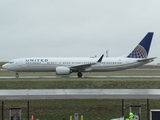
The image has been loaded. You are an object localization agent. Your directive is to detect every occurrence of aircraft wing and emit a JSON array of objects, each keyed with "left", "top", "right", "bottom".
[
  {"left": 137, "top": 57, "right": 157, "bottom": 62},
  {"left": 70, "top": 63, "right": 96, "bottom": 71},
  {"left": 70, "top": 54, "right": 104, "bottom": 71}
]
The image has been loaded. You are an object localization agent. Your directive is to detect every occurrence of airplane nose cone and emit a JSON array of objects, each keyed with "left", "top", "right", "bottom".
[{"left": 2, "top": 64, "right": 7, "bottom": 70}]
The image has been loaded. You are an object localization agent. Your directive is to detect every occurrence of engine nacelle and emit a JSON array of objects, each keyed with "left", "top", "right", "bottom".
[{"left": 56, "top": 66, "right": 71, "bottom": 75}]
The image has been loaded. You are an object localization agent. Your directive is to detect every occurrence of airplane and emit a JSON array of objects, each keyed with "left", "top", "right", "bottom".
[{"left": 2, "top": 32, "right": 156, "bottom": 78}]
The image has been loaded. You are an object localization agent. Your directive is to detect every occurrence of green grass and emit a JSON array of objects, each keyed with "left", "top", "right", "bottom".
[
  {"left": 2, "top": 99, "right": 160, "bottom": 120},
  {"left": 0, "top": 70, "right": 160, "bottom": 120},
  {"left": 0, "top": 78, "right": 160, "bottom": 89}
]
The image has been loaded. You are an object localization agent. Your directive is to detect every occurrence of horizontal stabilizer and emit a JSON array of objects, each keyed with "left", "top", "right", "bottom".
[{"left": 137, "top": 57, "right": 157, "bottom": 62}]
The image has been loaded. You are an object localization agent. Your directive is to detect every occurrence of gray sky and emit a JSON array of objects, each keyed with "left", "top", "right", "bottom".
[{"left": 0, "top": 0, "right": 160, "bottom": 64}]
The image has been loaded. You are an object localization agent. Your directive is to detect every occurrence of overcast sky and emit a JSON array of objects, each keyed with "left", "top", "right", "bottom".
[{"left": 0, "top": 0, "right": 160, "bottom": 64}]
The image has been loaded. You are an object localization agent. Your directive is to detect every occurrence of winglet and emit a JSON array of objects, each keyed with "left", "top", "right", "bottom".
[
  {"left": 97, "top": 54, "right": 104, "bottom": 63},
  {"left": 127, "top": 32, "right": 154, "bottom": 58}
]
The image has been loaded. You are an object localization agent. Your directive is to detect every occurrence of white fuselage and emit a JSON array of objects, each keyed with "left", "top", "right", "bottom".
[
  {"left": 2, "top": 32, "right": 155, "bottom": 77},
  {"left": 2, "top": 57, "right": 152, "bottom": 73}
]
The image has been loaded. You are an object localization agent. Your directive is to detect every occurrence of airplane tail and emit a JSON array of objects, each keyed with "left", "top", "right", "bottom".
[{"left": 127, "top": 32, "right": 154, "bottom": 58}]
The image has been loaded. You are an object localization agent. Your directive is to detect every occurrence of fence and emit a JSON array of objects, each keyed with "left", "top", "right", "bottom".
[{"left": 0, "top": 99, "right": 160, "bottom": 120}]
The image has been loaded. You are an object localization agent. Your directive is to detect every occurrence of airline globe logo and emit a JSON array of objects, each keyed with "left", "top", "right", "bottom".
[{"left": 127, "top": 45, "right": 147, "bottom": 58}]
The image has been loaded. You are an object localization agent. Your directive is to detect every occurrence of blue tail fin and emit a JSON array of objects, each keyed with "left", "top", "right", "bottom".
[{"left": 127, "top": 32, "right": 154, "bottom": 58}]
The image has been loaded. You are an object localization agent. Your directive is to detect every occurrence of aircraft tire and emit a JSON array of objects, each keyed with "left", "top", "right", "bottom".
[
  {"left": 15, "top": 73, "right": 19, "bottom": 78},
  {"left": 77, "top": 72, "right": 82, "bottom": 78}
]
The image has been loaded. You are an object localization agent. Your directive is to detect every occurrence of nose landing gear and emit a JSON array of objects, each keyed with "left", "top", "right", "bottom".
[{"left": 15, "top": 73, "right": 19, "bottom": 78}]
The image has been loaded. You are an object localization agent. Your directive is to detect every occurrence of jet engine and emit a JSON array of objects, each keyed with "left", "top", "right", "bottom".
[{"left": 56, "top": 66, "right": 71, "bottom": 75}]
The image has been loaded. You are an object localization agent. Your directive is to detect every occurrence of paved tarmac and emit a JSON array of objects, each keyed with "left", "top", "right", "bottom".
[
  {"left": 0, "top": 89, "right": 160, "bottom": 100},
  {"left": 0, "top": 76, "right": 160, "bottom": 79}
]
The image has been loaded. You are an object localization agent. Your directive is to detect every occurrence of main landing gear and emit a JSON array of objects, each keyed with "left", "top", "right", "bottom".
[
  {"left": 15, "top": 73, "right": 19, "bottom": 78},
  {"left": 77, "top": 72, "right": 82, "bottom": 78}
]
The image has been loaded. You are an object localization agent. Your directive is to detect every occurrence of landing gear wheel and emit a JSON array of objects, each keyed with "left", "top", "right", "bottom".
[
  {"left": 77, "top": 72, "right": 82, "bottom": 78},
  {"left": 15, "top": 73, "right": 19, "bottom": 78}
]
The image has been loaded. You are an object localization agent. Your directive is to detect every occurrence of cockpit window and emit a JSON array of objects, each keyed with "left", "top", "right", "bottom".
[{"left": 8, "top": 61, "right": 14, "bottom": 64}]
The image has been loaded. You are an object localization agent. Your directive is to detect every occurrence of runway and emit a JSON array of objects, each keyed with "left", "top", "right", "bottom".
[
  {"left": 0, "top": 89, "right": 160, "bottom": 100},
  {"left": 0, "top": 76, "right": 160, "bottom": 79}
]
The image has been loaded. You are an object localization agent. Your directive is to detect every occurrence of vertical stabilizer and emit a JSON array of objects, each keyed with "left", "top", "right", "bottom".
[{"left": 127, "top": 32, "right": 154, "bottom": 58}]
